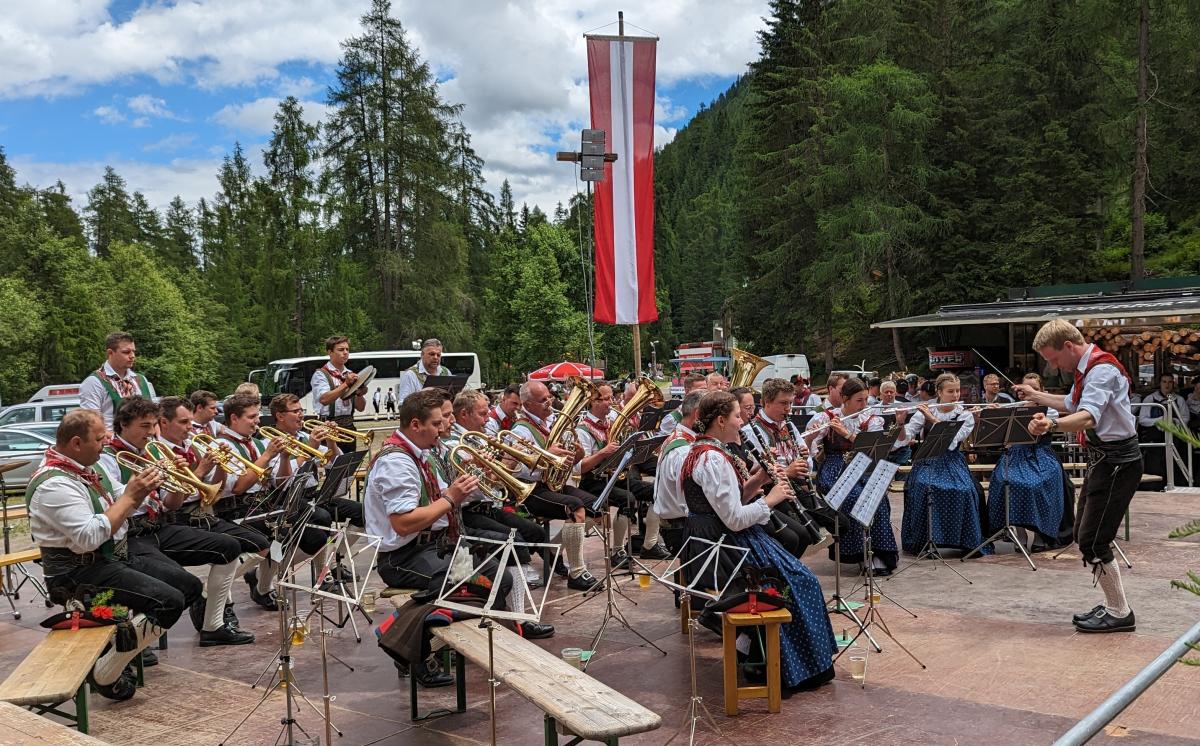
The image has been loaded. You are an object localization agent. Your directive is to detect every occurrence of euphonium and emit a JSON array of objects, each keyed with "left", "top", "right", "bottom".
[
  {"left": 610, "top": 376, "right": 664, "bottom": 443},
  {"left": 541, "top": 375, "right": 597, "bottom": 490},
  {"left": 259, "top": 426, "right": 333, "bottom": 465},
  {"left": 191, "top": 433, "right": 269, "bottom": 481},
  {"left": 729, "top": 347, "right": 772, "bottom": 390},
  {"left": 493, "top": 429, "right": 571, "bottom": 475},
  {"left": 448, "top": 443, "right": 536, "bottom": 506},
  {"left": 115, "top": 450, "right": 222, "bottom": 507},
  {"left": 302, "top": 419, "right": 372, "bottom": 444}
]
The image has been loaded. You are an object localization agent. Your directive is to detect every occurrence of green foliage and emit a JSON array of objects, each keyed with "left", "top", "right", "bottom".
[{"left": 0, "top": 278, "right": 46, "bottom": 400}]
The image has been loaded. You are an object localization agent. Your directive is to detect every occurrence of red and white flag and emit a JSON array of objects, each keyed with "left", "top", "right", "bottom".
[{"left": 586, "top": 35, "right": 658, "bottom": 325}]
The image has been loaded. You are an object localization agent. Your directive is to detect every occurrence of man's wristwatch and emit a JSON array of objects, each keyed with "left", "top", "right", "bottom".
[{"left": 1046, "top": 416, "right": 1059, "bottom": 433}]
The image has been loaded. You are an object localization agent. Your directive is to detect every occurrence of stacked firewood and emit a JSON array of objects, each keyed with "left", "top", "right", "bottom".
[{"left": 1082, "top": 326, "right": 1200, "bottom": 362}]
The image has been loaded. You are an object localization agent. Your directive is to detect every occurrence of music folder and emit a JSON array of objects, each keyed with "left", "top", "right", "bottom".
[{"left": 422, "top": 375, "right": 469, "bottom": 397}]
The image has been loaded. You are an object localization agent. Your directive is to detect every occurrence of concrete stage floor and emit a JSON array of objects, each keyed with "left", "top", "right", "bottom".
[{"left": 2, "top": 489, "right": 1198, "bottom": 745}]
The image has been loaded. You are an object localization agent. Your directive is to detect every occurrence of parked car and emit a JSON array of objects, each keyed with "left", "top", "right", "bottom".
[
  {"left": 28, "top": 384, "right": 82, "bottom": 402},
  {"left": 0, "top": 399, "right": 80, "bottom": 428},
  {"left": 0, "top": 426, "right": 54, "bottom": 492}
]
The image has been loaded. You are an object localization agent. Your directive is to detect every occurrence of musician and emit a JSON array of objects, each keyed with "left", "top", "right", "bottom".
[
  {"left": 310, "top": 335, "right": 367, "bottom": 451},
  {"left": 895, "top": 378, "right": 911, "bottom": 402},
  {"left": 878, "top": 381, "right": 912, "bottom": 464},
  {"left": 867, "top": 378, "right": 882, "bottom": 406},
  {"left": 987, "top": 374, "right": 1068, "bottom": 550},
  {"left": 269, "top": 394, "right": 365, "bottom": 531},
  {"left": 189, "top": 390, "right": 222, "bottom": 436},
  {"left": 680, "top": 392, "right": 836, "bottom": 690},
  {"left": 823, "top": 372, "right": 847, "bottom": 411},
  {"left": 792, "top": 376, "right": 821, "bottom": 412},
  {"left": 484, "top": 384, "right": 521, "bottom": 436},
  {"left": 396, "top": 338, "right": 451, "bottom": 403},
  {"left": 807, "top": 379, "right": 899, "bottom": 574},
  {"left": 901, "top": 374, "right": 989, "bottom": 556},
  {"left": 365, "top": 389, "right": 513, "bottom": 685},
  {"left": 651, "top": 392, "right": 702, "bottom": 553},
  {"left": 213, "top": 393, "right": 290, "bottom": 610},
  {"left": 29, "top": 409, "right": 190, "bottom": 700},
  {"left": 1015, "top": 320, "right": 1142, "bottom": 633},
  {"left": 705, "top": 372, "right": 730, "bottom": 391},
  {"left": 657, "top": 373, "right": 707, "bottom": 438},
  {"left": 79, "top": 331, "right": 157, "bottom": 430},
  {"left": 510, "top": 381, "right": 600, "bottom": 592},
  {"left": 983, "top": 374, "right": 1015, "bottom": 404}
]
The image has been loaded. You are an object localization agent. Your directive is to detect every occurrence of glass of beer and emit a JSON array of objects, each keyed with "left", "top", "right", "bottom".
[{"left": 848, "top": 647, "right": 867, "bottom": 682}]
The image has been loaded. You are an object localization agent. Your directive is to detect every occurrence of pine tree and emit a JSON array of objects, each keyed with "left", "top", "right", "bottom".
[{"left": 84, "top": 166, "right": 137, "bottom": 257}]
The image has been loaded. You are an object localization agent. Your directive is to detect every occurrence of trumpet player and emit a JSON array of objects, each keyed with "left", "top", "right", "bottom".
[
  {"left": 189, "top": 390, "right": 222, "bottom": 437},
  {"left": 98, "top": 397, "right": 254, "bottom": 647},
  {"left": 269, "top": 394, "right": 365, "bottom": 531},
  {"left": 483, "top": 384, "right": 521, "bottom": 436}
]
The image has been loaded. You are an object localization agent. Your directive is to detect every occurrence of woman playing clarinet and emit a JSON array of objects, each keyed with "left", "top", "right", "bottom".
[
  {"left": 902, "top": 373, "right": 990, "bottom": 555},
  {"left": 807, "top": 378, "right": 898, "bottom": 575},
  {"left": 682, "top": 392, "right": 836, "bottom": 690}
]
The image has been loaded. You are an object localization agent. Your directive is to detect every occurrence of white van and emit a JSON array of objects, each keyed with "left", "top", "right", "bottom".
[
  {"left": 28, "top": 384, "right": 83, "bottom": 402},
  {"left": 751, "top": 354, "right": 812, "bottom": 389}
]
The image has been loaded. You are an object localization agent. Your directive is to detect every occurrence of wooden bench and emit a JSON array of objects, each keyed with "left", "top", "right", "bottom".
[
  {"left": 0, "top": 700, "right": 108, "bottom": 744},
  {"left": 1, "top": 548, "right": 43, "bottom": 619},
  {"left": 0, "top": 626, "right": 116, "bottom": 734},
  {"left": 412, "top": 620, "right": 662, "bottom": 744}
]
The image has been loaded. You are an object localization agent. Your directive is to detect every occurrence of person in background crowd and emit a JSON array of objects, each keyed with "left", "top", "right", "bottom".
[
  {"left": 372, "top": 387, "right": 382, "bottom": 415},
  {"left": 1137, "top": 373, "right": 1189, "bottom": 488},
  {"left": 877, "top": 381, "right": 912, "bottom": 465},
  {"left": 792, "top": 376, "right": 822, "bottom": 412},
  {"left": 1188, "top": 377, "right": 1200, "bottom": 434},
  {"left": 895, "top": 379, "right": 911, "bottom": 402},
  {"left": 866, "top": 378, "right": 882, "bottom": 406},
  {"left": 658, "top": 373, "right": 708, "bottom": 437},
  {"left": 484, "top": 384, "right": 522, "bottom": 436},
  {"left": 982, "top": 374, "right": 1015, "bottom": 404},
  {"left": 823, "top": 372, "right": 848, "bottom": 411},
  {"left": 706, "top": 372, "right": 731, "bottom": 391},
  {"left": 385, "top": 389, "right": 397, "bottom": 418}
]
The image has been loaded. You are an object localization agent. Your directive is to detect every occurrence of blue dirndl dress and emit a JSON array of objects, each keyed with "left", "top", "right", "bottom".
[
  {"left": 681, "top": 445, "right": 836, "bottom": 689},
  {"left": 817, "top": 443, "right": 899, "bottom": 569},
  {"left": 987, "top": 437, "right": 1064, "bottom": 540},
  {"left": 902, "top": 449, "right": 991, "bottom": 555}
]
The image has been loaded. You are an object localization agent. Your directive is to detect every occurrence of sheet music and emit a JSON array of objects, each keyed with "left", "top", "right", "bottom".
[
  {"left": 850, "top": 459, "right": 899, "bottom": 527},
  {"left": 824, "top": 452, "right": 871, "bottom": 511}
]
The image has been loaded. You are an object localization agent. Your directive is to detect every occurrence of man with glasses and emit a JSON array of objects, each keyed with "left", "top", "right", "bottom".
[{"left": 269, "top": 394, "right": 365, "bottom": 531}]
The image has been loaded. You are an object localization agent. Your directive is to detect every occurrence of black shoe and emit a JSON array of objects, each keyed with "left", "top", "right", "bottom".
[
  {"left": 188, "top": 598, "right": 205, "bottom": 633},
  {"left": 413, "top": 658, "right": 454, "bottom": 688},
  {"left": 89, "top": 667, "right": 137, "bottom": 701},
  {"left": 224, "top": 603, "right": 241, "bottom": 630},
  {"left": 244, "top": 571, "right": 279, "bottom": 610},
  {"left": 609, "top": 550, "right": 630, "bottom": 569},
  {"left": 553, "top": 557, "right": 569, "bottom": 577},
  {"left": 394, "top": 659, "right": 410, "bottom": 678},
  {"left": 1073, "top": 604, "right": 1105, "bottom": 623},
  {"left": 517, "top": 622, "right": 555, "bottom": 640},
  {"left": 523, "top": 574, "right": 544, "bottom": 590},
  {"left": 1075, "top": 608, "right": 1135, "bottom": 633},
  {"left": 567, "top": 570, "right": 601, "bottom": 592},
  {"left": 873, "top": 567, "right": 892, "bottom": 578},
  {"left": 200, "top": 624, "right": 256, "bottom": 647},
  {"left": 140, "top": 648, "right": 158, "bottom": 667},
  {"left": 639, "top": 543, "right": 672, "bottom": 561}
]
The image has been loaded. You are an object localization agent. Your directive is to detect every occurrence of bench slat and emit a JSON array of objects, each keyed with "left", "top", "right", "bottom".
[
  {"left": 0, "top": 701, "right": 108, "bottom": 744},
  {"left": 1, "top": 506, "right": 29, "bottom": 522},
  {"left": 433, "top": 622, "right": 661, "bottom": 739},
  {"left": 0, "top": 627, "right": 115, "bottom": 707}
]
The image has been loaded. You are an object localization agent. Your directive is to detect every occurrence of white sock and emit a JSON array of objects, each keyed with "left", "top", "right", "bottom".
[
  {"left": 642, "top": 508, "right": 662, "bottom": 549},
  {"left": 204, "top": 562, "right": 240, "bottom": 632},
  {"left": 612, "top": 513, "right": 630, "bottom": 553},
  {"left": 236, "top": 552, "right": 261, "bottom": 579},
  {"left": 1096, "top": 560, "right": 1131, "bottom": 617},
  {"left": 257, "top": 559, "right": 275, "bottom": 594},
  {"left": 562, "top": 522, "right": 585, "bottom": 578},
  {"left": 522, "top": 564, "right": 540, "bottom": 581},
  {"left": 92, "top": 614, "right": 162, "bottom": 685},
  {"left": 505, "top": 567, "right": 525, "bottom": 614}
]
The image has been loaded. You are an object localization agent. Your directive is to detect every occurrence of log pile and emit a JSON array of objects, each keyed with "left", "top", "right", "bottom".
[{"left": 1082, "top": 326, "right": 1200, "bottom": 362}]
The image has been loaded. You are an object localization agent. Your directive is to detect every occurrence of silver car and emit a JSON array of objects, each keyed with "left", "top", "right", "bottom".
[
  {"left": 0, "top": 399, "right": 80, "bottom": 428},
  {"left": 0, "top": 426, "right": 54, "bottom": 492}
]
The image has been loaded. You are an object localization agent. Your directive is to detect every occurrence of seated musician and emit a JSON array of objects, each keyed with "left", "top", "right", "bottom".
[
  {"left": 189, "top": 390, "right": 222, "bottom": 436},
  {"left": 365, "top": 389, "right": 512, "bottom": 687},
  {"left": 78, "top": 331, "right": 157, "bottom": 433},
  {"left": 213, "top": 393, "right": 290, "bottom": 610},
  {"left": 681, "top": 392, "right": 836, "bottom": 690},
  {"left": 484, "top": 383, "right": 521, "bottom": 436},
  {"left": 28, "top": 409, "right": 188, "bottom": 701},
  {"left": 310, "top": 335, "right": 367, "bottom": 451},
  {"left": 651, "top": 391, "right": 702, "bottom": 553},
  {"left": 450, "top": 389, "right": 548, "bottom": 588},
  {"left": 657, "top": 373, "right": 708, "bottom": 438},
  {"left": 901, "top": 374, "right": 989, "bottom": 556},
  {"left": 705, "top": 372, "right": 730, "bottom": 391},
  {"left": 396, "top": 338, "right": 451, "bottom": 403},
  {"left": 269, "top": 394, "right": 365, "bottom": 531},
  {"left": 509, "top": 381, "right": 600, "bottom": 592}
]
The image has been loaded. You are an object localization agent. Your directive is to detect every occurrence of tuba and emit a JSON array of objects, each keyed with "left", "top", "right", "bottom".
[
  {"left": 448, "top": 442, "right": 536, "bottom": 506},
  {"left": 610, "top": 377, "right": 664, "bottom": 443},
  {"left": 729, "top": 347, "right": 772, "bottom": 390},
  {"left": 117, "top": 449, "right": 222, "bottom": 507},
  {"left": 541, "top": 376, "right": 597, "bottom": 490}
]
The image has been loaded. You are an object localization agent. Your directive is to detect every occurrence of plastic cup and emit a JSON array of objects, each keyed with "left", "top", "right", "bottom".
[
  {"left": 361, "top": 589, "right": 377, "bottom": 614},
  {"left": 638, "top": 573, "right": 651, "bottom": 589},
  {"left": 561, "top": 647, "right": 583, "bottom": 669},
  {"left": 848, "top": 647, "right": 867, "bottom": 681}
]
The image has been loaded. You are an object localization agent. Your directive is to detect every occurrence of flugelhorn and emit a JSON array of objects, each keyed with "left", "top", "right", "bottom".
[
  {"left": 259, "top": 426, "right": 333, "bottom": 465},
  {"left": 115, "top": 450, "right": 222, "bottom": 507},
  {"left": 303, "top": 419, "right": 371, "bottom": 444},
  {"left": 448, "top": 442, "right": 535, "bottom": 506},
  {"left": 191, "top": 433, "right": 269, "bottom": 481}
]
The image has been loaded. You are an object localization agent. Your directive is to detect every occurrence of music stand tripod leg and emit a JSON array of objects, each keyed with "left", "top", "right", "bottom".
[
  {"left": 963, "top": 449, "right": 1034, "bottom": 571},
  {"left": 1112, "top": 540, "right": 1133, "bottom": 569}
]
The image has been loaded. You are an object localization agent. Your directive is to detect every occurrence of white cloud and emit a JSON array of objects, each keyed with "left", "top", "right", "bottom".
[
  {"left": 212, "top": 97, "right": 329, "bottom": 134},
  {"left": 144, "top": 133, "right": 197, "bottom": 153},
  {"left": 128, "top": 94, "right": 177, "bottom": 119},
  {"left": 9, "top": 154, "right": 223, "bottom": 212},
  {"left": 93, "top": 104, "right": 124, "bottom": 124}
]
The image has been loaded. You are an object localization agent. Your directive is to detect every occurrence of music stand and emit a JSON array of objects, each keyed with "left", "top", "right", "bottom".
[
  {"left": 423, "top": 375, "right": 469, "bottom": 398},
  {"left": 962, "top": 406, "right": 1045, "bottom": 570},
  {"left": 888, "top": 420, "right": 973, "bottom": 584},
  {"left": 632, "top": 536, "right": 749, "bottom": 746}
]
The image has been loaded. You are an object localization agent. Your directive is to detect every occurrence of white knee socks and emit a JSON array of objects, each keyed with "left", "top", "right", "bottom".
[
  {"left": 642, "top": 508, "right": 662, "bottom": 549},
  {"left": 204, "top": 561, "right": 240, "bottom": 632},
  {"left": 561, "top": 522, "right": 585, "bottom": 578},
  {"left": 612, "top": 513, "right": 630, "bottom": 553},
  {"left": 1095, "top": 560, "right": 1131, "bottom": 617},
  {"left": 93, "top": 614, "right": 162, "bottom": 685},
  {"left": 506, "top": 567, "right": 526, "bottom": 614}
]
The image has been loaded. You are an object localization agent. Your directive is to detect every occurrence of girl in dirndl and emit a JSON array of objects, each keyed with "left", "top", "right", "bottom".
[
  {"left": 902, "top": 373, "right": 990, "bottom": 555},
  {"left": 681, "top": 392, "right": 836, "bottom": 690}
]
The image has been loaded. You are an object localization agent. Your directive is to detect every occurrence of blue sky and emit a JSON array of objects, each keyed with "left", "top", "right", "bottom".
[{"left": 0, "top": 1, "right": 765, "bottom": 213}]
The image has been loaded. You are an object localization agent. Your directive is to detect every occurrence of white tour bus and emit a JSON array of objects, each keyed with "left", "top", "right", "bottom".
[{"left": 248, "top": 350, "right": 482, "bottom": 418}]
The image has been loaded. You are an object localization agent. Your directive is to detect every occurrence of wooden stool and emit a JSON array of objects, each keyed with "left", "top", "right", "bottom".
[{"left": 721, "top": 608, "right": 792, "bottom": 716}]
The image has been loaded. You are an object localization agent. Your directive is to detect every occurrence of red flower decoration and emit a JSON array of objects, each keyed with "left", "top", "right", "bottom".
[{"left": 92, "top": 606, "right": 114, "bottom": 620}]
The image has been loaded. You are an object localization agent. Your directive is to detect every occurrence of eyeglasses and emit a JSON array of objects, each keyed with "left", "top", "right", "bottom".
[{"left": 285, "top": 408, "right": 304, "bottom": 415}]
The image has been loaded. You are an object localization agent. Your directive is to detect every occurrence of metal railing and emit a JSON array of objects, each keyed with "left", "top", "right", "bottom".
[{"left": 1129, "top": 400, "right": 1193, "bottom": 490}]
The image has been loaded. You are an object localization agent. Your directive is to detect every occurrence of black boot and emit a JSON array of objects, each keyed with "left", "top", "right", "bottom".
[
  {"left": 89, "top": 665, "right": 138, "bottom": 701},
  {"left": 413, "top": 657, "right": 454, "bottom": 688},
  {"left": 140, "top": 648, "right": 158, "bottom": 667}
]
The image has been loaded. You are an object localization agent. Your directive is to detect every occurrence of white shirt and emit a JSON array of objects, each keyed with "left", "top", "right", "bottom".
[
  {"left": 364, "top": 432, "right": 447, "bottom": 551},
  {"left": 793, "top": 393, "right": 822, "bottom": 412},
  {"left": 396, "top": 361, "right": 448, "bottom": 405},
  {"left": 808, "top": 407, "right": 885, "bottom": 458},
  {"left": 1138, "top": 390, "right": 1190, "bottom": 427},
  {"left": 574, "top": 412, "right": 610, "bottom": 476},
  {"left": 484, "top": 405, "right": 514, "bottom": 437},
  {"left": 1062, "top": 346, "right": 1137, "bottom": 441},
  {"left": 78, "top": 361, "right": 157, "bottom": 427},
  {"left": 215, "top": 428, "right": 271, "bottom": 497},
  {"left": 29, "top": 453, "right": 127, "bottom": 552},
  {"left": 656, "top": 407, "right": 683, "bottom": 438},
  {"left": 1188, "top": 392, "right": 1200, "bottom": 417},
  {"left": 690, "top": 448, "right": 771, "bottom": 532},
  {"left": 310, "top": 363, "right": 356, "bottom": 418},
  {"left": 96, "top": 437, "right": 156, "bottom": 517},
  {"left": 904, "top": 404, "right": 975, "bottom": 451},
  {"left": 192, "top": 420, "right": 220, "bottom": 437},
  {"left": 154, "top": 434, "right": 208, "bottom": 505},
  {"left": 653, "top": 425, "right": 694, "bottom": 520}
]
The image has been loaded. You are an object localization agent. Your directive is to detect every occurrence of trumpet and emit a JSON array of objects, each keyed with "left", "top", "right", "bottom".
[
  {"left": 448, "top": 442, "right": 535, "bottom": 506},
  {"left": 303, "top": 419, "right": 371, "bottom": 445},
  {"left": 115, "top": 450, "right": 222, "bottom": 507},
  {"left": 191, "top": 433, "right": 269, "bottom": 481},
  {"left": 259, "top": 426, "right": 333, "bottom": 465}
]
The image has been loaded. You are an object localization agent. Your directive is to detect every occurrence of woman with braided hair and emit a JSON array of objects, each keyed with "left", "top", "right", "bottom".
[{"left": 681, "top": 391, "right": 836, "bottom": 691}]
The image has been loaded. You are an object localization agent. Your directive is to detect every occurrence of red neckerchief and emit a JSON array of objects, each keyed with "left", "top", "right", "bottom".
[
  {"left": 673, "top": 427, "right": 697, "bottom": 443},
  {"left": 793, "top": 388, "right": 811, "bottom": 405},
  {"left": 755, "top": 412, "right": 783, "bottom": 436},
  {"left": 42, "top": 449, "right": 109, "bottom": 499},
  {"left": 104, "top": 438, "right": 162, "bottom": 519},
  {"left": 680, "top": 437, "right": 746, "bottom": 490},
  {"left": 222, "top": 428, "right": 260, "bottom": 460},
  {"left": 582, "top": 412, "right": 610, "bottom": 441},
  {"left": 324, "top": 362, "right": 347, "bottom": 383},
  {"left": 106, "top": 436, "right": 140, "bottom": 455},
  {"left": 100, "top": 366, "right": 137, "bottom": 398},
  {"left": 161, "top": 437, "right": 198, "bottom": 469},
  {"left": 1071, "top": 345, "right": 1131, "bottom": 446},
  {"left": 518, "top": 409, "right": 551, "bottom": 438},
  {"left": 383, "top": 432, "right": 457, "bottom": 539}
]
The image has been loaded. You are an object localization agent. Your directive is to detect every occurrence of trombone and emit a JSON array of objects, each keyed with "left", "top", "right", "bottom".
[
  {"left": 302, "top": 419, "right": 371, "bottom": 445},
  {"left": 115, "top": 449, "right": 222, "bottom": 508},
  {"left": 191, "top": 433, "right": 269, "bottom": 481},
  {"left": 258, "top": 426, "right": 333, "bottom": 465}
]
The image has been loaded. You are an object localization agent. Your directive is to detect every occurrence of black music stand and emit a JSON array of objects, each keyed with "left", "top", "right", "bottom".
[
  {"left": 423, "top": 375, "right": 469, "bottom": 397},
  {"left": 962, "top": 406, "right": 1045, "bottom": 571},
  {"left": 639, "top": 400, "right": 680, "bottom": 433},
  {"left": 788, "top": 413, "right": 813, "bottom": 432},
  {"left": 888, "top": 420, "right": 973, "bottom": 584}
]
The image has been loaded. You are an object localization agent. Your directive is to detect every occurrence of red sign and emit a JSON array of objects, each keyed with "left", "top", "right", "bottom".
[{"left": 928, "top": 349, "right": 974, "bottom": 370}]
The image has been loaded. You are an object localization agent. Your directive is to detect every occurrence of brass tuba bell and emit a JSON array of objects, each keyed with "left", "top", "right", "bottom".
[{"left": 729, "top": 348, "right": 772, "bottom": 390}]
